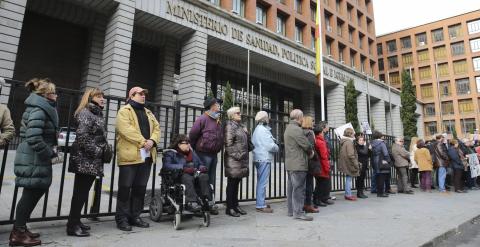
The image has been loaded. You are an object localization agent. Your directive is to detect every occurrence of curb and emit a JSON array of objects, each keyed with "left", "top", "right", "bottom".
[{"left": 420, "top": 214, "right": 480, "bottom": 247}]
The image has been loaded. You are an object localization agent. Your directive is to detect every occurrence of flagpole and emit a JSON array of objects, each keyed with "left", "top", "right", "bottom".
[{"left": 315, "top": 1, "right": 325, "bottom": 121}]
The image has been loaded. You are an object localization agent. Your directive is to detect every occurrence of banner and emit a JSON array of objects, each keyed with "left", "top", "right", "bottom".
[{"left": 334, "top": 123, "right": 355, "bottom": 140}]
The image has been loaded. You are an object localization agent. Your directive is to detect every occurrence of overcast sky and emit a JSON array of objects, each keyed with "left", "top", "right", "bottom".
[{"left": 373, "top": 1, "right": 480, "bottom": 36}]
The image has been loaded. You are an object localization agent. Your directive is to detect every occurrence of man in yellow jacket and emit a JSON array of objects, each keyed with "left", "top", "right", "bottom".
[{"left": 115, "top": 86, "right": 160, "bottom": 231}]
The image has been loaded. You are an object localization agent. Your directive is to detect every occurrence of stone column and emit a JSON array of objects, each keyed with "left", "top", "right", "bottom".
[
  {"left": 392, "top": 105, "right": 403, "bottom": 137},
  {"left": 357, "top": 92, "right": 368, "bottom": 127},
  {"left": 326, "top": 85, "right": 346, "bottom": 128},
  {"left": 371, "top": 100, "right": 387, "bottom": 134},
  {"left": 98, "top": 1, "right": 135, "bottom": 141},
  {"left": 155, "top": 38, "right": 176, "bottom": 106},
  {"left": 178, "top": 31, "right": 208, "bottom": 107},
  {"left": 80, "top": 18, "right": 107, "bottom": 91},
  {"left": 0, "top": 0, "right": 27, "bottom": 103}
]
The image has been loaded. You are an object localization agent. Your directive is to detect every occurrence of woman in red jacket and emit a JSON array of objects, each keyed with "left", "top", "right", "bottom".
[{"left": 313, "top": 122, "right": 334, "bottom": 207}]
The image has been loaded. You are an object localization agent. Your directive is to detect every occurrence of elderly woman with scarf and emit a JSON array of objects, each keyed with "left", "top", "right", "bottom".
[{"left": 338, "top": 128, "right": 360, "bottom": 201}]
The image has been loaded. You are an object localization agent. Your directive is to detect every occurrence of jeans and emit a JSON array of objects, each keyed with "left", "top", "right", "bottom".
[
  {"left": 371, "top": 172, "right": 377, "bottom": 192},
  {"left": 305, "top": 174, "right": 314, "bottom": 205},
  {"left": 438, "top": 166, "right": 447, "bottom": 192},
  {"left": 68, "top": 174, "right": 96, "bottom": 226},
  {"left": 287, "top": 171, "right": 307, "bottom": 217},
  {"left": 226, "top": 177, "right": 241, "bottom": 209},
  {"left": 254, "top": 162, "right": 271, "bottom": 208},
  {"left": 115, "top": 161, "right": 152, "bottom": 223},
  {"left": 345, "top": 176, "right": 353, "bottom": 196},
  {"left": 420, "top": 171, "right": 432, "bottom": 191},
  {"left": 197, "top": 152, "right": 218, "bottom": 191}
]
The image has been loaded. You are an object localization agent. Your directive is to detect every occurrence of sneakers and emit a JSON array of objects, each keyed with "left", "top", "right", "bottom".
[
  {"left": 294, "top": 214, "right": 314, "bottom": 221},
  {"left": 256, "top": 207, "right": 274, "bottom": 213},
  {"left": 344, "top": 196, "right": 357, "bottom": 201}
]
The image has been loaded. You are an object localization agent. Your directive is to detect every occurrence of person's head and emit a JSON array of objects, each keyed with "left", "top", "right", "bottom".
[
  {"left": 462, "top": 138, "right": 472, "bottom": 147},
  {"left": 169, "top": 134, "right": 190, "bottom": 152},
  {"left": 416, "top": 139, "right": 425, "bottom": 149},
  {"left": 289, "top": 109, "right": 304, "bottom": 125},
  {"left": 410, "top": 137, "right": 419, "bottom": 151},
  {"left": 301, "top": 116, "right": 314, "bottom": 130},
  {"left": 450, "top": 139, "right": 459, "bottom": 148},
  {"left": 227, "top": 106, "right": 241, "bottom": 122},
  {"left": 436, "top": 134, "right": 444, "bottom": 142},
  {"left": 203, "top": 97, "right": 220, "bottom": 112},
  {"left": 313, "top": 124, "right": 323, "bottom": 135},
  {"left": 25, "top": 78, "right": 57, "bottom": 101},
  {"left": 255, "top": 111, "right": 269, "bottom": 124},
  {"left": 372, "top": 130, "right": 383, "bottom": 140},
  {"left": 128, "top": 86, "right": 148, "bottom": 104},
  {"left": 395, "top": 136, "right": 405, "bottom": 145},
  {"left": 317, "top": 121, "right": 329, "bottom": 133},
  {"left": 357, "top": 135, "right": 366, "bottom": 145},
  {"left": 75, "top": 88, "right": 105, "bottom": 116},
  {"left": 343, "top": 128, "right": 355, "bottom": 138}
]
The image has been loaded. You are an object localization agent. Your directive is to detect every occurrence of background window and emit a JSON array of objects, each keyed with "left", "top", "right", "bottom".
[
  {"left": 276, "top": 16, "right": 286, "bottom": 36},
  {"left": 417, "top": 49, "right": 430, "bottom": 63},
  {"left": 431, "top": 28, "right": 444, "bottom": 42},
  {"left": 388, "top": 56, "right": 398, "bottom": 69},
  {"left": 473, "top": 57, "right": 480, "bottom": 71},
  {"left": 440, "top": 81, "right": 451, "bottom": 97},
  {"left": 437, "top": 63, "right": 449, "bottom": 77},
  {"left": 256, "top": 5, "right": 267, "bottom": 26},
  {"left": 377, "top": 44, "right": 383, "bottom": 55},
  {"left": 433, "top": 46, "right": 447, "bottom": 60},
  {"left": 208, "top": 0, "right": 220, "bottom": 6},
  {"left": 421, "top": 84, "right": 434, "bottom": 99},
  {"left": 459, "top": 99, "right": 474, "bottom": 114},
  {"left": 470, "top": 39, "right": 480, "bottom": 53},
  {"left": 402, "top": 53, "right": 413, "bottom": 67},
  {"left": 443, "top": 120, "right": 455, "bottom": 134},
  {"left": 448, "top": 24, "right": 463, "bottom": 39},
  {"left": 401, "top": 36, "right": 412, "bottom": 49},
  {"left": 232, "top": 0, "right": 245, "bottom": 16},
  {"left": 461, "top": 119, "right": 476, "bottom": 134},
  {"left": 441, "top": 101, "right": 454, "bottom": 115},
  {"left": 378, "top": 58, "right": 384, "bottom": 71},
  {"left": 387, "top": 40, "right": 397, "bottom": 53},
  {"left": 426, "top": 122, "right": 437, "bottom": 136},
  {"left": 451, "top": 42, "right": 465, "bottom": 56},
  {"left": 468, "top": 19, "right": 480, "bottom": 35},
  {"left": 456, "top": 78, "right": 470, "bottom": 95},
  {"left": 294, "top": 0, "right": 302, "bottom": 14},
  {"left": 476, "top": 77, "right": 480, "bottom": 93},
  {"left": 389, "top": 72, "right": 400, "bottom": 85},
  {"left": 419, "top": 66, "right": 431, "bottom": 80},
  {"left": 453, "top": 60, "right": 467, "bottom": 75},
  {"left": 424, "top": 103, "right": 436, "bottom": 116},
  {"left": 416, "top": 33, "right": 427, "bottom": 46},
  {"left": 295, "top": 25, "right": 303, "bottom": 43}
]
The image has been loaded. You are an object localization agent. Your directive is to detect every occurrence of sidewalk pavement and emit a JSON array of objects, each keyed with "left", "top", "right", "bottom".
[{"left": 1, "top": 188, "right": 480, "bottom": 247}]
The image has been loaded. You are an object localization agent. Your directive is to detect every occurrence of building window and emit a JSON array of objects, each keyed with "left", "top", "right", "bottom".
[
  {"left": 443, "top": 121, "right": 455, "bottom": 134},
  {"left": 337, "top": 23, "right": 343, "bottom": 37},
  {"left": 459, "top": 99, "right": 474, "bottom": 114},
  {"left": 419, "top": 66, "right": 431, "bottom": 80},
  {"left": 294, "top": 0, "right": 302, "bottom": 14},
  {"left": 276, "top": 15, "right": 286, "bottom": 36},
  {"left": 377, "top": 43, "right": 383, "bottom": 55},
  {"left": 388, "top": 56, "right": 398, "bottom": 69},
  {"left": 361, "top": 58, "right": 366, "bottom": 72},
  {"left": 277, "top": 0, "right": 286, "bottom": 4},
  {"left": 451, "top": 42, "right": 465, "bottom": 56},
  {"left": 424, "top": 103, "right": 436, "bottom": 116},
  {"left": 350, "top": 52, "right": 356, "bottom": 68},
  {"left": 295, "top": 25, "right": 303, "bottom": 43},
  {"left": 433, "top": 46, "right": 447, "bottom": 60},
  {"left": 378, "top": 58, "right": 384, "bottom": 71},
  {"left": 311, "top": 31, "right": 315, "bottom": 50},
  {"left": 456, "top": 78, "right": 470, "bottom": 95},
  {"left": 233, "top": 0, "right": 245, "bottom": 16},
  {"left": 326, "top": 40, "right": 332, "bottom": 56},
  {"left": 461, "top": 119, "right": 476, "bottom": 134},
  {"left": 421, "top": 84, "right": 434, "bottom": 99},
  {"left": 311, "top": 4, "right": 317, "bottom": 22},
  {"left": 325, "top": 14, "right": 331, "bottom": 31},
  {"left": 473, "top": 57, "right": 480, "bottom": 71},
  {"left": 400, "top": 36, "right": 412, "bottom": 49},
  {"left": 416, "top": 32, "right": 427, "bottom": 46},
  {"left": 441, "top": 101, "right": 454, "bottom": 115},
  {"left": 357, "top": 12, "right": 363, "bottom": 28},
  {"left": 336, "top": 0, "right": 341, "bottom": 12},
  {"left": 440, "top": 81, "right": 451, "bottom": 97},
  {"left": 448, "top": 24, "right": 463, "bottom": 39},
  {"left": 402, "top": 53, "right": 413, "bottom": 67},
  {"left": 417, "top": 49, "right": 429, "bottom": 63},
  {"left": 359, "top": 34, "right": 363, "bottom": 49},
  {"left": 468, "top": 19, "right": 480, "bottom": 35},
  {"left": 476, "top": 77, "right": 480, "bottom": 93},
  {"left": 256, "top": 5, "right": 267, "bottom": 26},
  {"left": 387, "top": 40, "right": 397, "bottom": 53},
  {"left": 348, "top": 29, "right": 353, "bottom": 42},
  {"left": 437, "top": 63, "right": 449, "bottom": 77},
  {"left": 426, "top": 122, "right": 437, "bottom": 136},
  {"left": 470, "top": 38, "right": 480, "bottom": 53},
  {"left": 453, "top": 60, "right": 467, "bottom": 75},
  {"left": 389, "top": 72, "right": 400, "bottom": 86},
  {"left": 347, "top": 5, "right": 353, "bottom": 21},
  {"left": 339, "top": 46, "right": 345, "bottom": 62},
  {"left": 431, "top": 28, "right": 444, "bottom": 42},
  {"left": 208, "top": 0, "right": 220, "bottom": 6}
]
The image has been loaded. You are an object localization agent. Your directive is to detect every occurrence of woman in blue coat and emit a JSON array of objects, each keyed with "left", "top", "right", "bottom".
[
  {"left": 10, "top": 78, "right": 58, "bottom": 247},
  {"left": 447, "top": 139, "right": 466, "bottom": 193}
]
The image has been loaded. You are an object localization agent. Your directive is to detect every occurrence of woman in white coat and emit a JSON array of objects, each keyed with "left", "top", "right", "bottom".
[{"left": 409, "top": 137, "right": 419, "bottom": 188}]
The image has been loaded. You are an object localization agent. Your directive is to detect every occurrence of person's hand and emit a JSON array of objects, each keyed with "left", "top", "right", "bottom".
[
  {"left": 309, "top": 151, "right": 315, "bottom": 159},
  {"left": 144, "top": 139, "right": 154, "bottom": 151}
]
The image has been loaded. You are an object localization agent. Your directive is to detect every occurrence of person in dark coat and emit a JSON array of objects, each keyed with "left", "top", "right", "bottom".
[
  {"left": 163, "top": 134, "right": 211, "bottom": 211},
  {"left": 302, "top": 116, "right": 319, "bottom": 213},
  {"left": 66, "top": 88, "right": 108, "bottom": 237},
  {"left": 10, "top": 78, "right": 58, "bottom": 247},
  {"left": 355, "top": 134, "right": 370, "bottom": 199},
  {"left": 371, "top": 131, "right": 392, "bottom": 198},
  {"left": 448, "top": 139, "right": 467, "bottom": 193},
  {"left": 224, "top": 106, "right": 252, "bottom": 217}
]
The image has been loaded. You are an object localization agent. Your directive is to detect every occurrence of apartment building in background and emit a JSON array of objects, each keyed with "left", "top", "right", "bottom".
[{"left": 377, "top": 10, "right": 480, "bottom": 138}]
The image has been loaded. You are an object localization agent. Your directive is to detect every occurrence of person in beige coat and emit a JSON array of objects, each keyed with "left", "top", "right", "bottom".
[
  {"left": 338, "top": 128, "right": 360, "bottom": 201},
  {"left": 392, "top": 137, "right": 414, "bottom": 194},
  {"left": 414, "top": 140, "right": 433, "bottom": 192},
  {"left": 409, "top": 137, "right": 419, "bottom": 188},
  {"left": 0, "top": 104, "right": 15, "bottom": 147}
]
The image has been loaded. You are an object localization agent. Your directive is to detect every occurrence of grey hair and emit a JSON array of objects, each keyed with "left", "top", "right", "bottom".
[
  {"left": 289, "top": 109, "right": 303, "bottom": 121},
  {"left": 395, "top": 136, "right": 404, "bottom": 142},
  {"left": 255, "top": 111, "right": 269, "bottom": 123},
  {"left": 226, "top": 106, "right": 241, "bottom": 120}
]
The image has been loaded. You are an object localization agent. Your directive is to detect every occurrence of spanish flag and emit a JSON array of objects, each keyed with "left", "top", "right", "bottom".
[{"left": 315, "top": 1, "right": 322, "bottom": 76}]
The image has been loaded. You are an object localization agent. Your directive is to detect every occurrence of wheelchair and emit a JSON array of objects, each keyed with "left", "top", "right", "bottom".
[{"left": 149, "top": 164, "right": 213, "bottom": 230}]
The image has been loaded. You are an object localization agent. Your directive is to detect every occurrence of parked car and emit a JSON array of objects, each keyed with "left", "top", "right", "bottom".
[{"left": 58, "top": 127, "right": 76, "bottom": 151}]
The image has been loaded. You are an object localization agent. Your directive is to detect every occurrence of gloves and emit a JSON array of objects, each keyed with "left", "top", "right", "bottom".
[
  {"left": 199, "top": 166, "right": 208, "bottom": 173},
  {"left": 183, "top": 167, "right": 195, "bottom": 174}
]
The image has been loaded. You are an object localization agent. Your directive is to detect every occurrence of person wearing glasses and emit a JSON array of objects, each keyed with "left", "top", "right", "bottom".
[
  {"left": 115, "top": 87, "right": 160, "bottom": 231},
  {"left": 392, "top": 137, "right": 414, "bottom": 194},
  {"left": 224, "top": 107, "right": 252, "bottom": 217},
  {"left": 10, "top": 78, "right": 58, "bottom": 246},
  {"left": 162, "top": 134, "right": 211, "bottom": 211}
]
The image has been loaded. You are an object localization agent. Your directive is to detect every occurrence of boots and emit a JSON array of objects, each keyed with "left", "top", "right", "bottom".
[
  {"left": 357, "top": 190, "right": 368, "bottom": 199},
  {"left": 9, "top": 226, "right": 41, "bottom": 246}
]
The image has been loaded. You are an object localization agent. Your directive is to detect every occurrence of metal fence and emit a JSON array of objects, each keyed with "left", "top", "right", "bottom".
[{"left": 0, "top": 79, "right": 398, "bottom": 225}]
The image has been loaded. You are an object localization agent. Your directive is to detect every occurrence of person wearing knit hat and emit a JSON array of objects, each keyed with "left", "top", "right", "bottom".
[{"left": 252, "top": 111, "right": 278, "bottom": 213}]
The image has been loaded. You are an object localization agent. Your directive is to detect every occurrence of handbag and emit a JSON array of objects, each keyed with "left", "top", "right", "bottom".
[
  {"left": 102, "top": 144, "right": 113, "bottom": 163},
  {"left": 379, "top": 160, "right": 391, "bottom": 170}
]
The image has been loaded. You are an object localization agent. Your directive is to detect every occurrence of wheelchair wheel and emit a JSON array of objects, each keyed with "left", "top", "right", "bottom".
[
  {"left": 173, "top": 212, "right": 181, "bottom": 230},
  {"left": 203, "top": 212, "right": 210, "bottom": 227},
  {"left": 149, "top": 195, "right": 163, "bottom": 222}
]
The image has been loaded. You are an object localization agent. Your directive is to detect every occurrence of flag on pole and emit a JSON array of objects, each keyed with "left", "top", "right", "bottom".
[{"left": 315, "top": 1, "right": 322, "bottom": 76}]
